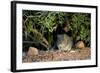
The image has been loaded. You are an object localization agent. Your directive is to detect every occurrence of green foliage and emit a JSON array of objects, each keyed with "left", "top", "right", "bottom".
[
  {"left": 69, "top": 13, "right": 91, "bottom": 46},
  {"left": 23, "top": 10, "right": 91, "bottom": 50},
  {"left": 23, "top": 10, "right": 66, "bottom": 50}
]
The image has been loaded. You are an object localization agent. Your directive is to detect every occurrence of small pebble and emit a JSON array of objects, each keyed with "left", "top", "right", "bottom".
[
  {"left": 75, "top": 41, "right": 85, "bottom": 49},
  {"left": 27, "top": 47, "right": 39, "bottom": 56}
]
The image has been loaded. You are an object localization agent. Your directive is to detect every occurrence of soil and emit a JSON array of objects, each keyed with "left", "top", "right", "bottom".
[{"left": 22, "top": 47, "right": 91, "bottom": 63}]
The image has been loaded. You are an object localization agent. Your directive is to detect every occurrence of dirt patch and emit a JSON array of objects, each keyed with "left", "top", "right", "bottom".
[{"left": 22, "top": 47, "right": 91, "bottom": 63}]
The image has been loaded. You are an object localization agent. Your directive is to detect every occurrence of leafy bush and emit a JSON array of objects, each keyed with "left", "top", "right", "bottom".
[
  {"left": 69, "top": 13, "right": 91, "bottom": 46},
  {"left": 23, "top": 10, "right": 66, "bottom": 50},
  {"left": 23, "top": 10, "right": 91, "bottom": 51}
]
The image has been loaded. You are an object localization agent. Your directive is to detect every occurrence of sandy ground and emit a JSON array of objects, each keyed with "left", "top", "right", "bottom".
[{"left": 22, "top": 47, "right": 91, "bottom": 63}]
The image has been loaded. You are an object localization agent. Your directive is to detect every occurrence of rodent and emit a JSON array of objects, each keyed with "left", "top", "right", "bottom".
[{"left": 57, "top": 34, "right": 73, "bottom": 51}]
